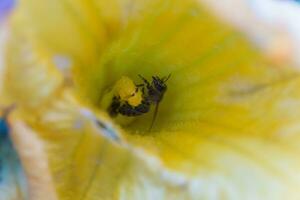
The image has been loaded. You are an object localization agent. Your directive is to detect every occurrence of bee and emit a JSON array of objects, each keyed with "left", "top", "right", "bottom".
[
  {"left": 138, "top": 74, "right": 171, "bottom": 130},
  {"left": 138, "top": 74, "right": 171, "bottom": 105},
  {"left": 108, "top": 74, "right": 171, "bottom": 130}
]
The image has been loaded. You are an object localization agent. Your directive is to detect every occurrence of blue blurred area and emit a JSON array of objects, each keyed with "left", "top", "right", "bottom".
[
  {"left": 0, "top": 117, "right": 9, "bottom": 136},
  {"left": 0, "top": 0, "right": 15, "bottom": 11},
  {"left": 0, "top": 0, "right": 16, "bottom": 20},
  {"left": 0, "top": 117, "right": 29, "bottom": 199}
]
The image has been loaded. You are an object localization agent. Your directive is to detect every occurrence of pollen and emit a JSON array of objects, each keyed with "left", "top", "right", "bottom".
[{"left": 114, "top": 76, "right": 143, "bottom": 107}]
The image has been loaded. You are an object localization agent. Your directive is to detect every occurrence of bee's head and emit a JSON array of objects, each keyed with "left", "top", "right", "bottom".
[{"left": 152, "top": 74, "right": 171, "bottom": 92}]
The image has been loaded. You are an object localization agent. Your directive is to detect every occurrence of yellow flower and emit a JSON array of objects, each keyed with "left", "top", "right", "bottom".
[{"left": 3, "top": 0, "right": 300, "bottom": 199}]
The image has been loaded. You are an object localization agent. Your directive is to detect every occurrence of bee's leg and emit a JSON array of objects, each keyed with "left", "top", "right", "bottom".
[
  {"left": 135, "top": 84, "right": 146, "bottom": 94},
  {"left": 141, "top": 87, "right": 145, "bottom": 95},
  {"left": 163, "top": 74, "right": 171, "bottom": 82},
  {"left": 138, "top": 75, "right": 151, "bottom": 89},
  {"left": 136, "top": 84, "right": 144, "bottom": 88}
]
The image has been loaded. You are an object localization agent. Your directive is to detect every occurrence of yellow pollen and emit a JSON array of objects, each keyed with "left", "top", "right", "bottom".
[{"left": 114, "top": 76, "right": 143, "bottom": 107}]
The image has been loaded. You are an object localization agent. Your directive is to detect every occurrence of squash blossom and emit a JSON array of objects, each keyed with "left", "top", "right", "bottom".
[{"left": 2, "top": 0, "right": 300, "bottom": 199}]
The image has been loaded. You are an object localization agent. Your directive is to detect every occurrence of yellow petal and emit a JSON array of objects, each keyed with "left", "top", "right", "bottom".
[
  {"left": 4, "top": 29, "right": 63, "bottom": 108},
  {"left": 11, "top": 0, "right": 108, "bottom": 66}
]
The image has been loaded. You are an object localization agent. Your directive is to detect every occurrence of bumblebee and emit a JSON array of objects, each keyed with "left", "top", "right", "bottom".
[{"left": 108, "top": 74, "right": 171, "bottom": 130}]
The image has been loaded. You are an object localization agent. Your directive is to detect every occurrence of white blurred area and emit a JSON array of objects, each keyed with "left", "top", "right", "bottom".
[
  {"left": 201, "top": 0, "right": 300, "bottom": 68},
  {"left": 251, "top": 0, "right": 300, "bottom": 68},
  {"left": 0, "top": 23, "right": 8, "bottom": 92}
]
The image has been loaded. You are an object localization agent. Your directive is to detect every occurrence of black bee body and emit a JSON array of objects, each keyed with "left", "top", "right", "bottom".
[
  {"left": 138, "top": 75, "right": 169, "bottom": 104},
  {"left": 108, "top": 96, "right": 121, "bottom": 117},
  {"left": 108, "top": 94, "right": 151, "bottom": 117},
  {"left": 118, "top": 99, "right": 151, "bottom": 116},
  {"left": 108, "top": 74, "right": 170, "bottom": 129},
  {"left": 138, "top": 74, "right": 170, "bottom": 130}
]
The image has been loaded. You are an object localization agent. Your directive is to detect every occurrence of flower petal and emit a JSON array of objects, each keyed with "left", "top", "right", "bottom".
[
  {"left": 6, "top": 0, "right": 300, "bottom": 199},
  {"left": 4, "top": 29, "right": 63, "bottom": 108},
  {"left": 10, "top": 120, "right": 58, "bottom": 200},
  {"left": 10, "top": 0, "right": 139, "bottom": 71}
]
